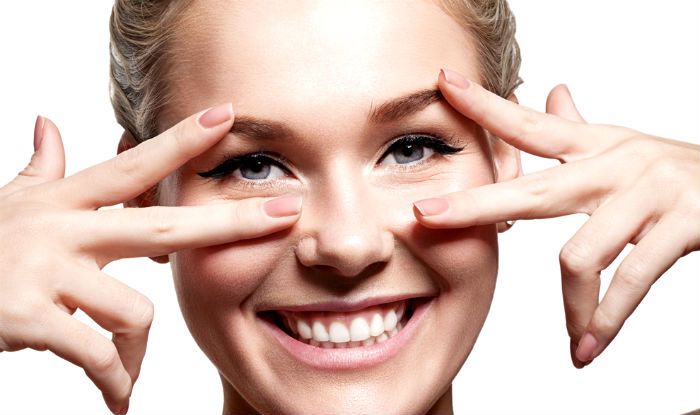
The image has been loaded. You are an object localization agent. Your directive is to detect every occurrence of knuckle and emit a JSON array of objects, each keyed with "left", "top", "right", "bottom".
[
  {"left": 112, "top": 144, "right": 147, "bottom": 185},
  {"left": 524, "top": 173, "right": 549, "bottom": 206},
  {"left": 612, "top": 135, "right": 659, "bottom": 163},
  {"left": 592, "top": 307, "right": 617, "bottom": 335},
  {"left": 615, "top": 261, "right": 649, "bottom": 293},
  {"left": 517, "top": 107, "right": 544, "bottom": 140},
  {"left": 87, "top": 342, "right": 120, "bottom": 373},
  {"left": 0, "top": 297, "right": 47, "bottom": 329},
  {"left": 145, "top": 207, "right": 176, "bottom": 245},
  {"left": 647, "top": 156, "right": 683, "bottom": 185},
  {"left": 126, "top": 296, "right": 154, "bottom": 330},
  {"left": 559, "top": 241, "right": 591, "bottom": 276},
  {"left": 169, "top": 120, "right": 196, "bottom": 159}
]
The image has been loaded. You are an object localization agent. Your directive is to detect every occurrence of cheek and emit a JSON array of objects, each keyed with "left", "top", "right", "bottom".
[
  {"left": 386, "top": 152, "right": 498, "bottom": 292},
  {"left": 170, "top": 231, "right": 292, "bottom": 339}
]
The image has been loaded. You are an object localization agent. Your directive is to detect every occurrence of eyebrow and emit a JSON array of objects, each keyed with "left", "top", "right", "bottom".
[{"left": 229, "top": 88, "right": 444, "bottom": 139}]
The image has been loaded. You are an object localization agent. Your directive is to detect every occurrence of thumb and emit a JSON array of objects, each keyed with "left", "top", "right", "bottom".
[
  {"left": 10, "top": 116, "right": 66, "bottom": 190},
  {"left": 546, "top": 84, "right": 586, "bottom": 123}
]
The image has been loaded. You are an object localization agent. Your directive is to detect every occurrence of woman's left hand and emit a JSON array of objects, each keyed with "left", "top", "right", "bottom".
[{"left": 413, "top": 68, "right": 700, "bottom": 368}]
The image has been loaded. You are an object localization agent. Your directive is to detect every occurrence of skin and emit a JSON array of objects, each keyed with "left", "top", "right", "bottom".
[
  {"left": 150, "top": 1, "right": 520, "bottom": 413},
  {"left": 0, "top": 1, "right": 697, "bottom": 414}
]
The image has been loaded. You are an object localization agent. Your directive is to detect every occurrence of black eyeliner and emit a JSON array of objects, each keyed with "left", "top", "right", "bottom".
[
  {"left": 197, "top": 152, "right": 287, "bottom": 179},
  {"left": 380, "top": 134, "right": 465, "bottom": 161},
  {"left": 198, "top": 133, "right": 466, "bottom": 180}
]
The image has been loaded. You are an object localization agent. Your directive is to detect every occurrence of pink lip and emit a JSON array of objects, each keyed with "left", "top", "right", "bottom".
[
  {"left": 258, "top": 297, "right": 435, "bottom": 370},
  {"left": 261, "top": 292, "right": 434, "bottom": 313}
]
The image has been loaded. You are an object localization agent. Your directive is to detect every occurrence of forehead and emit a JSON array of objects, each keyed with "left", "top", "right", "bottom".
[{"left": 162, "top": 0, "right": 478, "bottom": 130}]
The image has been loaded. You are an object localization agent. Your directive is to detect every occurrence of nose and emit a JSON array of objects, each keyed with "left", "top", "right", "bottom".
[{"left": 295, "top": 170, "right": 394, "bottom": 278}]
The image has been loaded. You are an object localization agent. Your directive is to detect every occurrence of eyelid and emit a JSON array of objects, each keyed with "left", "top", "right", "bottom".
[
  {"left": 377, "top": 132, "right": 465, "bottom": 164},
  {"left": 197, "top": 131, "right": 467, "bottom": 180},
  {"left": 196, "top": 151, "right": 291, "bottom": 179}
]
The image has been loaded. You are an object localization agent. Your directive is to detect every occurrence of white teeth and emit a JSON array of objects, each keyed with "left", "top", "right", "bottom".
[
  {"left": 329, "top": 321, "right": 350, "bottom": 343},
  {"left": 283, "top": 300, "right": 413, "bottom": 348},
  {"left": 384, "top": 309, "right": 398, "bottom": 332},
  {"left": 296, "top": 320, "right": 312, "bottom": 339},
  {"left": 369, "top": 313, "right": 384, "bottom": 336},
  {"left": 312, "top": 321, "right": 329, "bottom": 342},
  {"left": 349, "top": 317, "right": 370, "bottom": 341}
]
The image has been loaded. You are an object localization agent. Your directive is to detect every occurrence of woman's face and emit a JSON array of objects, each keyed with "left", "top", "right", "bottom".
[{"left": 156, "top": 1, "right": 509, "bottom": 413}]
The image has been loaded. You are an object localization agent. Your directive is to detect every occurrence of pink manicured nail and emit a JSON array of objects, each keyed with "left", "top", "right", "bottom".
[
  {"left": 575, "top": 332, "right": 599, "bottom": 363},
  {"left": 414, "top": 197, "right": 449, "bottom": 217},
  {"left": 34, "top": 115, "right": 45, "bottom": 151},
  {"left": 441, "top": 68, "right": 471, "bottom": 89},
  {"left": 264, "top": 194, "right": 302, "bottom": 218},
  {"left": 198, "top": 103, "right": 233, "bottom": 128}
]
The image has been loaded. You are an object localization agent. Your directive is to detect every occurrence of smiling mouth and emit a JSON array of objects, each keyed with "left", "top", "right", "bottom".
[{"left": 258, "top": 297, "right": 428, "bottom": 349}]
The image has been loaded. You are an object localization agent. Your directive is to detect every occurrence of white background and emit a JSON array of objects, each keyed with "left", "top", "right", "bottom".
[{"left": 0, "top": 1, "right": 698, "bottom": 414}]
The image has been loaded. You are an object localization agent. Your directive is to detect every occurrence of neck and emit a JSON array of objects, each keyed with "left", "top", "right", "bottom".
[{"left": 221, "top": 374, "right": 454, "bottom": 415}]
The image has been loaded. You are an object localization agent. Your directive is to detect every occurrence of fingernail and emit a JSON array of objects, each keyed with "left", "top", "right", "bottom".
[
  {"left": 570, "top": 339, "right": 586, "bottom": 369},
  {"left": 413, "top": 197, "right": 449, "bottom": 217},
  {"left": 34, "top": 115, "right": 45, "bottom": 151},
  {"left": 575, "top": 332, "right": 599, "bottom": 363},
  {"left": 441, "top": 68, "right": 471, "bottom": 89},
  {"left": 198, "top": 103, "right": 233, "bottom": 128},
  {"left": 264, "top": 194, "right": 302, "bottom": 218}
]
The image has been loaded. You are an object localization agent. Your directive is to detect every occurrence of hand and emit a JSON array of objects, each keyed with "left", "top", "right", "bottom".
[
  {"left": 0, "top": 104, "right": 302, "bottom": 415},
  {"left": 413, "top": 68, "right": 700, "bottom": 368}
]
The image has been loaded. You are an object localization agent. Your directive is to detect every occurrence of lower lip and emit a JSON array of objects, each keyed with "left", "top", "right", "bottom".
[{"left": 258, "top": 297, "right": 435, "bottom": 371}]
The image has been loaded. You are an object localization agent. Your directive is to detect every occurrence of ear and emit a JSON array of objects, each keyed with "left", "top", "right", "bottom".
[
  {"left": 491, "top": 94, "right": 523, "bottom": 233},
  {"left": 118, "top": 130, "right": 170, "bottom": 264}
]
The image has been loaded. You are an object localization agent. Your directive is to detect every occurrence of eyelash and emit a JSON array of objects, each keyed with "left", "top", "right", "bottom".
[{"left": 196, "top": 133, "right": 465, "bottom": 185}]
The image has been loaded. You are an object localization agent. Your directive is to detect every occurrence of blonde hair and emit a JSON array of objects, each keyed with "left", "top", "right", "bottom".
[{"left": 109, "top": 0, "right": 522, "bottom": 144}]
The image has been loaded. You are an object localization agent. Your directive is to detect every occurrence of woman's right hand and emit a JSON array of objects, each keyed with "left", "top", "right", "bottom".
[{"left": 0, "top": 103, "right": 302, "bottom": 415}]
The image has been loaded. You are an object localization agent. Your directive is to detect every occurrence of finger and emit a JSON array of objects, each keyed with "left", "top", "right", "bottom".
[
  {"left": 574, "top": 216, "right": 691, "bottom": 365},
  {"left": 439, "top": 68, "right": 603, "bottom": 160},
  {"left": 43, "top": 311, "right": 132, "bottom": 414},
  {"left": 546, "top": 84, "right": 586, "bottom": 123},
  {"left": 413, "top": 159, "right": 604, "bottom": 228},
  {"left": 82, "top": 194, "right": 302, "bottom": 266},
  {"left": 559, "top": 190, "right": 653, "bottom": 368},
  {"left": 58, "top": 264, "right": 154, "bottom": 385},
  {"left": 2, "top": 117, "right": 66, "bottom": 196},
  {"left": 57, "top": 103, "right": 234, "bottom": 209}
]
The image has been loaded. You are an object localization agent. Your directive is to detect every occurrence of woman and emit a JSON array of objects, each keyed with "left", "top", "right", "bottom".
[{"left": 0, "top": 0, "right": 698, "bottom": 413}]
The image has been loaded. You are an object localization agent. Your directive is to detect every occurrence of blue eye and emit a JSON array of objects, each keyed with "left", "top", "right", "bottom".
[
  {"left": 197, "top": 153, "right": 287, "bottom": 180},
  {"left": 379, "top": 134, "right": 463, "bottom": 166}
]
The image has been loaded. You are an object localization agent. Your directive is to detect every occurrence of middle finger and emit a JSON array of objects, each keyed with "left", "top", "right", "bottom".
[
  {"left": 55, "top": 103, "right": 234, "bottom": 210},
  {"left": 79, "top": 194, "right": 302, "bottom": 267},
  {"left": 413, "top": 158, "right": 606, "bottom": 227}
]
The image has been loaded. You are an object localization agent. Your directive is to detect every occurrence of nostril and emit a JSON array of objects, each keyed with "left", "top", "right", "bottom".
[
  {"left": 295, "top": 231, "right": 394, "bottom": 277},
  {"left": 311, "top": 261, "right": 388, "bottom": 280}
]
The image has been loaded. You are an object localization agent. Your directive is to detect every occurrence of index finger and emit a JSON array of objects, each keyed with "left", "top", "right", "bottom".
[
  {"left": 438, "top": 68, "right": 604, "bottom": 161},
  {"left": 413, "top": 160, "right": 603, "bottom": 228},
  {"left": 57, "top": 103, "right": 234, "bottom": 209}
]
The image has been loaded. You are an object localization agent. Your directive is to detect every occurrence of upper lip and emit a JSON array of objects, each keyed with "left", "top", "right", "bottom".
[{"left": 257, "top": 292, "right": 436, "bottom": 314}]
